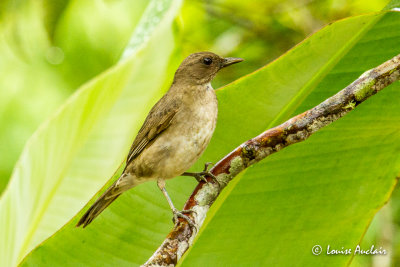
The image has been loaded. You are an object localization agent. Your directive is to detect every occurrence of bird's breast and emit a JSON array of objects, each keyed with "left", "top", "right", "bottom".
[
  {"left": 172, "top": 87, "right": 218, "bottom": 157},
  {"left": 164, "top": 92, "right": 217, "bottom": 176},
  {"left": 133, "top": 85, "right": 218, "bottom": 180}
]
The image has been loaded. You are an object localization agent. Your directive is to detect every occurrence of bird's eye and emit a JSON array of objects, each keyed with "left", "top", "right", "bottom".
[{"left": 203, "top": 57, "right": 212, "bottom": 65}]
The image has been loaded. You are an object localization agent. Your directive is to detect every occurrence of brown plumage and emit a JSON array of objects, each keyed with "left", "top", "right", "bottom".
[{"left": 77, "top": 52, "right": 243, "bottom": 228}]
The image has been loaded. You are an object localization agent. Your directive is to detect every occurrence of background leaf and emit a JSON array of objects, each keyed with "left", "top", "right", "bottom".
[
  {"left": 0, "top": 0, "right": 388, "bottom": 195},
  {"left": 0, "top": 0, "right": 182, "bottom": 266},
  {"left": 179, "top": 10, "right": 400, "bottom": 266},
  {"left": 0, "top": 0, "right": 148, "bottom": 193}
]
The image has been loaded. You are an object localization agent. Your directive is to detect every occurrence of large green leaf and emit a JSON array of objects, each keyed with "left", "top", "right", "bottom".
[
  {"left": 179, "top": 11, "right": 400, "bottom": 266},
  {"left": 0, "top": 0, "right": 149, "bottom": 194},
  {"left": 0, "top": 1, "right": 70, "bottom": 193},
  {"left": 20, "top": 9, "right": 400, "bottom": 266},
  {"left": 0, "top": 0, "right": 182, "bottom": 266}
]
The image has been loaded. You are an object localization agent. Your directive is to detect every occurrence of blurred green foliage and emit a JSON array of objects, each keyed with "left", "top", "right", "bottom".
[
  {"left": 0, "top": 0, "right": 148, "bottom": 193},
  {"left": 0, "top": 0, "right": 387, "bottom": 194},
  {"left": 180, "top": 0, "right": 388, "bottom": 88}
]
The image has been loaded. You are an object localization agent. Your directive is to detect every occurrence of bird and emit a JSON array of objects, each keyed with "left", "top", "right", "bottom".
[{"left": 76, "top": 52, "right": 243, "bottom": 228}]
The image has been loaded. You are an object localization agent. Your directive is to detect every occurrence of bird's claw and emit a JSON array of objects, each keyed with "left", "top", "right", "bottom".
[
  {"left": 199, "top": 170, "right": 218, "bottom": 184},
  {"left": 172, "top": 208, "right": 196, "bottom": 229},
  {"left": 203, "top": 162, "right": 214, "bottom": 172},
  {"left": 193, "top": 173, "right": 208, "bottom": 183},
  {"left": 182, "top": 162, "right": 220, "bottom": 186},
  {"left": 200, "top": 162, "right": 219, "bottom": 185}
]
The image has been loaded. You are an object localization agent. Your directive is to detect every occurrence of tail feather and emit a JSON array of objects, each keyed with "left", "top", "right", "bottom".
[{"left": 76, "top": 181, "right": 122, "bottom": 228}]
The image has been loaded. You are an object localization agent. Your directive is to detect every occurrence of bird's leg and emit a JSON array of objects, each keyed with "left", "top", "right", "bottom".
[
  {"left": 181, "top": 162, "right": 219, "bottom": 184},
  {"left": 157, "top": 179, "right": 196, "bottom": 228}
]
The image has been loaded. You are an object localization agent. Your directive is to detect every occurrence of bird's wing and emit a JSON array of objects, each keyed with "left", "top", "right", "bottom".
[{"left": 126, "top": 96, "right": 179, "bottom": 164}]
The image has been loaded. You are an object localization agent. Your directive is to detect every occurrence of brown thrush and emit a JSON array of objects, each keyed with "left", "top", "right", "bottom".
[{"left": 77, "top": 52, "right": 243, "bottom": 228}]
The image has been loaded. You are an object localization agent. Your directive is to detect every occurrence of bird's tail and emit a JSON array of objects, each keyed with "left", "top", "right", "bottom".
[{"left": 76, "top": 180, "right": 123, "bottom": 228}]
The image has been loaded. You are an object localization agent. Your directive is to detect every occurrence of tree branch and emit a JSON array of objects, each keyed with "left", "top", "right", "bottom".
[{"left": 143, "top": 54, "right": 400, "bottom": 266}]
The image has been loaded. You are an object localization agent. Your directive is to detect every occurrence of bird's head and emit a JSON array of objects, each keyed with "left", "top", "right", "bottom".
[{"left": 173, "top": 52, "right": 243, "bottom": 85}]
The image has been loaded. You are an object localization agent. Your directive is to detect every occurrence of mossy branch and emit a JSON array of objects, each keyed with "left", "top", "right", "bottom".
[{"left": 143, "top": 54, "right": 400, "bottom": 266}]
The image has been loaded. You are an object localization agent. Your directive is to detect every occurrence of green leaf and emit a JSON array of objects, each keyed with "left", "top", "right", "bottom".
[
  {"left": 21, "top": 9, "right": 400, "bottom": 267},
  {"left": 0, "top": 0, "right": 150, "bottom": 194},
  {"left": 0, "top": 0, "right": 182, "bottom": 266},
  {"left": 0, "top": 1, "right": 71, "bottom": 193},
  {"left": 179, "top": 11, "right": 400, "bottom": 266}
]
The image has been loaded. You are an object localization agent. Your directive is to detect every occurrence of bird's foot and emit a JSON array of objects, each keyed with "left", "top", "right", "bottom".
[
  {"left": 172, "top": 208, "right": 196, "bottom": 229},
  {"left": 182, "top": 162, "right": 219, "bottom": 185}
]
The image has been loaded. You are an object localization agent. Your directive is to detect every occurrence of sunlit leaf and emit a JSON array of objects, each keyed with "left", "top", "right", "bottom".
[
  {"left": 0, "top": 0, "right": 149, "bottom": 193},
  {"left": 180, "top": 11, "right": 400, "bottom": 266},
  {"left": 0, "top": 0, "right": 181, "bottom": 266}
]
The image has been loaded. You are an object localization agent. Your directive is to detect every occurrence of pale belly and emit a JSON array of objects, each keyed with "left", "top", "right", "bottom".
[{"left": 133, "top": 99, "right": 217, "bottom": 180}]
